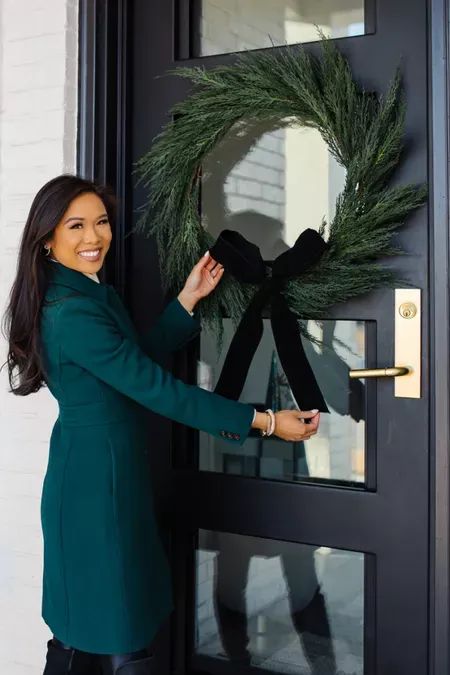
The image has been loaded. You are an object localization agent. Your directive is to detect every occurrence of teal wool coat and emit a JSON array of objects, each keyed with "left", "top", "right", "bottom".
[{"left": 39, "top": 261, "right": 254, "bottom": 654}]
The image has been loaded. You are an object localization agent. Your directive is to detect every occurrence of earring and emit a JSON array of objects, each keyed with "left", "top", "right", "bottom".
[{"left": 43, "top": 245, "right": 51, "bottom": 257}]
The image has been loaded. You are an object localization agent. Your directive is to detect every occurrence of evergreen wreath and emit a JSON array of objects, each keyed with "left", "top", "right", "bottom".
[{"left": 133, "top": 39, "right": 427, "bottom": 344}]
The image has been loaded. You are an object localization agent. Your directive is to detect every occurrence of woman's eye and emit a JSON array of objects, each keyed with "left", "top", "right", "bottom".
[{"left": 69, "top": 219, "right": 109, "bottom": 229}]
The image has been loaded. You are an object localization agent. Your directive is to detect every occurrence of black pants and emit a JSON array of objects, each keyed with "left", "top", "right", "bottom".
[{"left": 52, "top": 636, "right": 149, "bottom": 674}]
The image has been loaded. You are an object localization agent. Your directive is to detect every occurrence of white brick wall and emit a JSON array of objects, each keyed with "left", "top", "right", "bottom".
[{"left": 0, "top": 1, "right": 78, "bottom": 673}]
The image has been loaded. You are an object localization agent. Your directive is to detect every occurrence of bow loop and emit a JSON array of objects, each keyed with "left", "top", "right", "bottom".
[
  {"left": 209, "top": 229, "right": 265, "bottom": 284},
  {"left": 272, "top": 228, "right": 328, "bottom": 277}
]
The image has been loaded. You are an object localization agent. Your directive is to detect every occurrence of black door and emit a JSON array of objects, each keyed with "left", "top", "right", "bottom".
[
  {"left": 78, "top": 0, "right": 450, "bottom": 673},
  {"left": 129, "top": 2, "right": 427, "bottom": 674}
]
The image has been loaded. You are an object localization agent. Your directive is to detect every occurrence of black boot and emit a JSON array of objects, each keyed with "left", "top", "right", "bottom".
[
  {"left": 291, "top": 589, "right": 337, "bottom": 675},
  {"left": 43, "top": 638, "right": 75, "bottom": 674},
  {"left": 43, "top": 638, "right": 98, "bottom": 675},
  {"left": 215, "top": 599, "right": 251, "bottom": 666},
  {"left": 115, "top": 655, "right": 154, "bottom": 674}
]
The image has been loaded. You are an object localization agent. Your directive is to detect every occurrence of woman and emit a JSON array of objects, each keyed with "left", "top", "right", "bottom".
[{"left": 2, "top": 175, "right": 320, "bottom": 675}]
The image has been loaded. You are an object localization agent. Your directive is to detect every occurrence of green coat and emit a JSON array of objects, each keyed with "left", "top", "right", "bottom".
[{"left": 39, "top": 260, "right": 254, "bottom": 654}]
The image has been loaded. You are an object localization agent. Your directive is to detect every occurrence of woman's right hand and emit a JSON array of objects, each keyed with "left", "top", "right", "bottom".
[{"left": 252, "top": 409, "right": 320, "bottom": 441}]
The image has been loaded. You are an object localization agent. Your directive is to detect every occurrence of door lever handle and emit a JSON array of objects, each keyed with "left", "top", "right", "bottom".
[
  {"left": 349, "top": 289, "right": 420, "bottom": 395},
  {"left": 349, "top": 366, "right": 410, "bottom": 379}
]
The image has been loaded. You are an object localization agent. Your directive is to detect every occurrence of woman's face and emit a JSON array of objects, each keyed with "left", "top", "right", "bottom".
[{"left": 45, "top": 192, "right": 112, "bottom": 273}]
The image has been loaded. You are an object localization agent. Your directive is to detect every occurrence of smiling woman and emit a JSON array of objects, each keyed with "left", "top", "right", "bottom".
[
  {"left": 1, "top": 174, "right": 318, "bottom": 675},
  {"left": 43, "top": 192, "right": 113, "bottom": 271}
]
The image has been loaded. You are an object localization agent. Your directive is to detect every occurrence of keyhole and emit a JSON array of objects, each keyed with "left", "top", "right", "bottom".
[{"left": 399, "top": 302, "right": 417, "bottom": 319}]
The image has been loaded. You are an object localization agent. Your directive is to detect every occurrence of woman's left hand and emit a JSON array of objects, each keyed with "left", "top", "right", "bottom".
[{"left": 177, "top": 252, "right": 224, "bottom": 314}]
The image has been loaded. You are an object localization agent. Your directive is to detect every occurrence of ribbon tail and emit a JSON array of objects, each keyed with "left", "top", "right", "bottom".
[
  {"left": 214, "top": 296, "right": 265, "bottom": 401},
  {"left": 349, "top": 377, "right": 365, "bottom": 422},
  {"left": 271, "top": 300, "right": 329, "bottom": 413}
]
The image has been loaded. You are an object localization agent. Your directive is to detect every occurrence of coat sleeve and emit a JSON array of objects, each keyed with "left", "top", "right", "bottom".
[
  {"left": 139, "top": 297, "right": 201, "bottom": 360},
  {"left": 55, "top": 296, "right": 253, "bottom": 445}
]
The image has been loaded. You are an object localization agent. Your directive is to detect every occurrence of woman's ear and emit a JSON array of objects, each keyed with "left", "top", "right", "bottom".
[{"left": 42, "top": 240, "right": 53, "bottom": 256}]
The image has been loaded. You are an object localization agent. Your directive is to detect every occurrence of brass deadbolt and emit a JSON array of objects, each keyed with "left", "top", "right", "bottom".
[{"left": 399, "top": 302, "right": 417, "bottom": 319}]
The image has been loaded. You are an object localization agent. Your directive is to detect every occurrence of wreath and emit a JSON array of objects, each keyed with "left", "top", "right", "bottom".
[{"left": 133, "top": 38, "right": 426, "bottom": 411}]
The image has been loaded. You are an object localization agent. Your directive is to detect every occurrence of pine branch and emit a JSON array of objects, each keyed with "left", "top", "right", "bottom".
[{"left": 133, "top": 37, "right": 427, "bottom": 337}]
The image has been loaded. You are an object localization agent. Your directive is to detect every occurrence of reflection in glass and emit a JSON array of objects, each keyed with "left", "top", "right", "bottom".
[
  {"left": 202, "top": 119, "right": 346, "bottom": 258},
  {"left": 199, "top": 115, "right": 365, "bottom": 486},
  {"left": 195, "top": 0, "right": 365, "bottom": 57},
  {"left": 198, "top": 319, "right": 366, "bottom": 485},
  {"left": 195, "top": 529, "right": 364, "bottom": 674}
]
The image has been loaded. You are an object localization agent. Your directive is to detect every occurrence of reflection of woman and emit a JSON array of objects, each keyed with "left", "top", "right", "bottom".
[
  {"left": 214, "top": 536, "right": 336, "bottom": 675},
  {"left": 2, "top": 175, "right": 320, "bottom": 674},
  {"left": 212, "top": 353, "right": 336, "bottom": 675}
]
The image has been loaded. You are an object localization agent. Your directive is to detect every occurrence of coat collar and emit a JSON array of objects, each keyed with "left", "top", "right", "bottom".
[{"left": 45, "top": 259, "right": 110, "bottom": 302}]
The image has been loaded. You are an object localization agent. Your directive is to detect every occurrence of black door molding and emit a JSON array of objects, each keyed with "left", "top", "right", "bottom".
[
  {"left": 77, "top": 0, "right": 132, "bottom": 296},
  {"left": 76, "top": 1, "right": 450, "bottom": 672},
  {"left": 429, "top": 1, "right": 450, "bottom": 673}
]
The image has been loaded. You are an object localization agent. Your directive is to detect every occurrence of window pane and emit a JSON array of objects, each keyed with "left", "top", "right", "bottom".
[
  {"left": 199, "top": 107, "right": 368, "bottom": 487},
  {"left": 201, "top": 119, "right": 346, "bottom": 259},
  {"left": 195, "top": 529, "right": 364, "bottom": 674},
  {"left": 198, "top": 319, "right": 367, "bottom": 486},
  {"left": 195, "top": 0, "right": 366, "bottom": 58}
]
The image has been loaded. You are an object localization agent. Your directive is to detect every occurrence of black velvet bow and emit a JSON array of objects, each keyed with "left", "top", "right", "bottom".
[{"left": 209, "top": 229, "right": 330, "bottom": 413}]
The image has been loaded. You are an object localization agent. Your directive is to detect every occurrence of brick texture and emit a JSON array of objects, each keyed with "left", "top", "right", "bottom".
[{"left": 0, "top": 1, "right": 78, "bottom": 672}]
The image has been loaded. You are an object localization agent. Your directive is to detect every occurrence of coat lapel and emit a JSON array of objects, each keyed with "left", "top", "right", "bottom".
[
  {"left": 45, "top": 260, "right": 139, "bottom": 342},
  {"left": 45, "top": 258, "right": 109, "bottom": 301}
]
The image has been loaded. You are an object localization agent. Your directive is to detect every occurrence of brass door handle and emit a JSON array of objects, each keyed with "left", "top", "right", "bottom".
[
  {"left": 347, "top": 289, "right": 420, "bottom": 395},
  {"left": 349, "top": 366, "right": 410, "bottom": 379}
]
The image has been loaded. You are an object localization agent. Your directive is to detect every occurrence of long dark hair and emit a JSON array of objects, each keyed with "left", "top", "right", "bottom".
[{"left": 1, "top": 174, "right": 117, "bottom": 396}]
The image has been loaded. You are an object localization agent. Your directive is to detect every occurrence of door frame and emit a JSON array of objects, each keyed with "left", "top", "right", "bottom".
[
  {"left": 77, "top": 0, "right": 450, "bottom": 672},
  {"left": 77, "top": 0, "right": 131, "bottom": 298},
  {"left": 428, "top": 1, "right": 450, "bottom": 673}
]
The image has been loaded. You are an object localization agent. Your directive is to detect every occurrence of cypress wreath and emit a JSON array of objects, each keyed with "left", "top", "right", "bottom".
[{"left": 133, "top": 39, "right": 427, "bottom": 345}]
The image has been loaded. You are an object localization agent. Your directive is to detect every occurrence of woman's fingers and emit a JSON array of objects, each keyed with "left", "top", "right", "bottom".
[
  {"left": 287, "top": 410, "right": 320, "bottom": 432},
  {"left": 299, "top": 409, "right": 319, "bottom": 419},
  {"left": 300, "top": 429, "right": 316, "bottom": 440},
  {"left": 205, "top": 263, "right": 224, "bottom": 279},
  {"left": 196, "top": 253, "right": 212, "bottom": 270},
  {"left": 196, "top": 253, "right": 225, "bottom": 280},
  {"left": 204, "top": 255, "right": 221, "bottom": 271},
  {"left": 273, "top": 409, "right": 321, "bottom": 442},
  {"left": 305, "top": 417, "right": 320, "bottom": 433},
  {"left": 200, "top": 266, "right": 224, "bottom": 290},
  {"left": 299, "top": 410, "right": 320, "bottom": 433},
  {"left": 214, "top": 266, "right": 225, "bottom": 280}
]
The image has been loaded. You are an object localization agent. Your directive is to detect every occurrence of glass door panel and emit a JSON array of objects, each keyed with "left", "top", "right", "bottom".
[
  {"left": 201, "top": 119, "right": 346, "bottom": 255},
  {"left": 195, "top": 529, "right": 365, "bottom": 675},
  {"left": 197, "top": 116, "right": 372, "bottom": 487},
  {"left": 198, "top": 318, "right": 372, "bottom": 487},
  {"left": 193, "top": 0, "right": 367, "bottom": 57}
]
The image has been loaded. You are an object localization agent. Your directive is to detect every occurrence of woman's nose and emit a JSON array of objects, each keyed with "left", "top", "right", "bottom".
[{"left": 83, "top": 229, "right": 102, "bottom": 243}]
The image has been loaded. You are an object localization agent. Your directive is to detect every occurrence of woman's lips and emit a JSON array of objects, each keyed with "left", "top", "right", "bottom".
[{"left": 77, "top": 249, "right": 102, "bottom": 262}]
